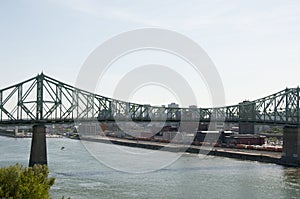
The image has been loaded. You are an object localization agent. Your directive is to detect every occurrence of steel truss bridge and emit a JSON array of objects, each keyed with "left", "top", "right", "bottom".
[{"left": 0, "top": 73, "right": 299, "bottom": 126}]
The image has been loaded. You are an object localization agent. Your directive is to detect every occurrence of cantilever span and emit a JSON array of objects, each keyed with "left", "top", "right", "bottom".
[{"left": 0, "top": 73, "right": 299, "bottom": 126}]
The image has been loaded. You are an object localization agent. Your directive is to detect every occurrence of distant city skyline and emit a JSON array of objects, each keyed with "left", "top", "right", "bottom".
[{"left": 0, "top": 0, "right": 300, "bottom": 107}]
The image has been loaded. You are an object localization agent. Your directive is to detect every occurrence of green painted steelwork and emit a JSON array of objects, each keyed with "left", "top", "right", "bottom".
[{"left": 0, "top": 73, "right": 299, "bottom": 126}]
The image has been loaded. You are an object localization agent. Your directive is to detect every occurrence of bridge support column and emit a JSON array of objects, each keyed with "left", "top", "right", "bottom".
[
  {"left": 239, "top": 122, "right": 255, "bottom": 134},
  {"left": 238, "top": 100, "right": 255, "bottom": 134},
  {"left": 29, "top": 125, "right": 47, "bottom": 167},
  {"left": 281, "top": 126, "right": 300, "bottom": 166},
  {"left": 14, "top": 126, "right": 18, "bottom": 137}
]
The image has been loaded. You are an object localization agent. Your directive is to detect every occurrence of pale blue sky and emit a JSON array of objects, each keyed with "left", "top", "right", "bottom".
[{"left": 0, "top": 0, "right": 300, "bottom": 107}]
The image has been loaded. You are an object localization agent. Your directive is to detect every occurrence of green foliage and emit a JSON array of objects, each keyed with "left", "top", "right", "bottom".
[{"left": 0, "top": 164, "right": 55, "bottom": 199}]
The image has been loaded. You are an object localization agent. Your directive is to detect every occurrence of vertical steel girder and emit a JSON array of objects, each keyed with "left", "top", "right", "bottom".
[{"left": 36, "top": 74, "right": 44, "bottom": 120}]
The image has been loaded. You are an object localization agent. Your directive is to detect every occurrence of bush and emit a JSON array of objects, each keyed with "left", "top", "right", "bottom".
[{"left": 0, "top": 164, "right": 55, "bottom": 199}]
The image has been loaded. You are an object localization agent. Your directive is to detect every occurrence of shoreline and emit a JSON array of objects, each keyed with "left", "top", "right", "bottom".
[
  {"left": 80, "top": 136, "right": 284, "bottom": 165},
  {"left": 0, "top": 133, "right": 63, "bottom": 138}
]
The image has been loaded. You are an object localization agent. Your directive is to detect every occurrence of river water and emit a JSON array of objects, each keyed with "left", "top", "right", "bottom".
[{"left": 0, "top": 136, "right": 300, "bottom": 199}]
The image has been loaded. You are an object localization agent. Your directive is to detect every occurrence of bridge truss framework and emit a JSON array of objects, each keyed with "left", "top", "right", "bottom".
[{"left": 0, "top": 73, "right": 299, "bottom": 126}]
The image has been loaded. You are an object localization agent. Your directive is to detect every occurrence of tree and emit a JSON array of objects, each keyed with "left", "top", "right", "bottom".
[{"left": 0, "top": 164, "right": 55, "bottom": 199}]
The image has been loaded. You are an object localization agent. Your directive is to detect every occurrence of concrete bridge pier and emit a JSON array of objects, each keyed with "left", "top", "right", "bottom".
[
  {"left": 29, "top": 124, "right": 47, "bottom": 167},
  {"left": 281, "top": 126, "right": 300, "bottom": 166},
  {"left": 238, "top": 101, "right": 255, "bottom": 134},
  {"left": 239, "top": 122, "right": 255, "bottom": 134}
]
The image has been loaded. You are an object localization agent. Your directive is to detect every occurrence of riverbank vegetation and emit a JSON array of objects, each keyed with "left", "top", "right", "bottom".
[{"left": 0, "top": 164, "right": 55, "bottom": 199}]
